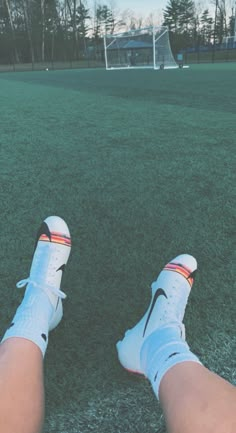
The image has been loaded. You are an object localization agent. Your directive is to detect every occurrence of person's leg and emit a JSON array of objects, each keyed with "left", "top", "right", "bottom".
[
  {"left": 0, "top": 216, "right": 71, "bottom": 433},
  {"left": 117, "top": 254, "right": 236, "bottom": 433},
  {"left": 0, "top": 339, "right": 44, "bottom": 433},
  {"left": 159, "top": 362, "right": 236, "bottom": 433}
]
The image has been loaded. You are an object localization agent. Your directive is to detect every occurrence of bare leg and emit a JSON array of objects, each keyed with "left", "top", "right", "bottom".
[
  {"left": 0, "top": 339, "right": 44, "bottom": 433},
  {"left": 117, "top": 254, "right": 236, "bottom": 433},
  {"left": 159, "top": 362, "right": 236, "bottom": 433},
  {"left": 0, "top": 216, "right": 71, "bottom": 433}
]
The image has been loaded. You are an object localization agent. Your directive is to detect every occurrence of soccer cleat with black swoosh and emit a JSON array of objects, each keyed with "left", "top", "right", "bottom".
[
  {"left": 116, "top": 254, "right": 197, "bottom": 374},
  {"left": 16, "top": 216, "right": 71, "bottom": 331}
]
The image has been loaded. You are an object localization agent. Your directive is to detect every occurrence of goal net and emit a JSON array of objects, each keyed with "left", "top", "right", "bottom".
[
  {"left": 104, "top": 26, "right": 178, "bottom": 70},
  {"left": 222, "top": 35, "right": 236, "bottom": 47}
]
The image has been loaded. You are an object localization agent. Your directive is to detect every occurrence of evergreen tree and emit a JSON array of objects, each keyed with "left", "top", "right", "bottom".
[
  {"left": 163, "top": 0, "right": 196, "bottom": 53},
  {"left": 228, "top": 10, "right": 235, "bottom": 37},
  {"left": 75, "top": 1, "right": 90, "bottom": 55},
  {"left": 163, "top": 0, "right": 180, "bottom": 32},
  {"left": 200, "top": 9, "right": 213, "bottom": 45},
  {"left": 178, "top": 0, "right": 195, "bottom": 32}
]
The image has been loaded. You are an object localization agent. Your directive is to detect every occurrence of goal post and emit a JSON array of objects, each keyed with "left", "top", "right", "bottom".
[{"left": 104, "top": 26, "right": 178, "bottom": 70}]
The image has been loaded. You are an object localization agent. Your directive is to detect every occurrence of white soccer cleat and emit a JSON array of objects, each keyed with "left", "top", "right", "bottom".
[
  {"left": 16, "top": 216, "right": 72, "bottom": 331},
  {"left": 116, "top": 254, "right": 197, "bottom": 374}
]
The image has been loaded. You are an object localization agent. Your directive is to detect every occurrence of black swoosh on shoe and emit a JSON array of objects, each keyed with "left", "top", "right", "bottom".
[
  {"left": 57, "top": 264, "right": 66, "bottom": 272},
  {"left": 143, "top": 288, "right": 167, "bottom": 337},
  {"left": 34, "top": 221, "right": 51, "bottom": 251}
]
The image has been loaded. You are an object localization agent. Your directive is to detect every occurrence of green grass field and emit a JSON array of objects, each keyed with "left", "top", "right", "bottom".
[{"left": 0, "top": 63, "right": 235, "bottom": 433}]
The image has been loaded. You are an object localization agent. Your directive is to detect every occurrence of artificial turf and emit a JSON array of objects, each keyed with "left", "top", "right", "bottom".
[{"left": 0, "top": 63, "right": 235, "bottom": 433}]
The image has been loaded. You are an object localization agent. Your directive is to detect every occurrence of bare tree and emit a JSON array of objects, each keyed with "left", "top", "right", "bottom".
[
  {"left": 145, "top": 11, "right": 163, "bottom": 27},
  {"left": 63, "top": 0, "right": 90, "bottom": 59},
  {"left": 41, "top": 0, "right": 45, "bottom": 61},
  {"left": 218, "top": 0, "right": 227, "bottom": 36},
  {"left": 21, "top": 0, "right": 35, "bottom": 65},
  {"left": 3, "top": 0, "right": 20, "bottom": 62},
  {"left": 107, "top": 0, "right": 126, "bottom": 33}
]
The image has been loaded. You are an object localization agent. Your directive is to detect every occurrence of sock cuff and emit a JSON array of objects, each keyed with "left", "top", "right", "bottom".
[
  {"left": 151, "top": 351, "right": 202, "bottom": 399},
  {"left": 146, "top": 340, "right": 189, "bottom": 380},
  {"left": 1, "top": 321, "right": 48, "bottom": 357},
  {"left": 140, "top": 323, "right": 186, "bottom": 374},
  {"left": 140, "top": 324, "right": 202, "bottom": 400}
]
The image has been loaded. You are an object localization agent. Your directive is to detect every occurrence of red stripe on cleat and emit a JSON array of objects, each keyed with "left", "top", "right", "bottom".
[
  {"left": 164, "top": 262, "right": 195, "bottom": 287},
  {"left": 39, "top": 232, "right": 71, "bottom": 247}
]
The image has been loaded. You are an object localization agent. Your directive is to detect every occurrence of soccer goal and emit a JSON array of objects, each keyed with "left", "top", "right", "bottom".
[{"left": 104, "top": 26, "right": 178, "bottom": 70}]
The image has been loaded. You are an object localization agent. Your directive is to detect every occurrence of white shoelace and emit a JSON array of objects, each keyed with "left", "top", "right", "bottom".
[{"left": 16, "top": 278, "right": 67, "bottom": 299}]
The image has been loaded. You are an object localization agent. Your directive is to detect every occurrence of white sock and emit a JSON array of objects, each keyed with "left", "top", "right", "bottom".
[
  {"left": 140, "top": 323, "right": 202, "bottom": 400},
  {"left": 1, "top": 283, "right": 54, "bottom": 357}
]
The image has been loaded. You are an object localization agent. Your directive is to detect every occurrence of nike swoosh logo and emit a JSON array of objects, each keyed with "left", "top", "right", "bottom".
[
  {"left": 57, "top": 264, "right": 66, "bottom": 272},
  {"left": 154, "top": 352, "right": 180, "bottom": 382},
  {"left": 34, "top": 222, "right": 51, "bottom": 250},
  {"left": 143, "top": 288, "right": 167, "bottom": 337}
]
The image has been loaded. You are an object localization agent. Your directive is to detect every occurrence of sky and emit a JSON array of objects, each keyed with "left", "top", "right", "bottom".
[
  {"left": 115, "top": 0, "right": 167, "bottom": 15},
  {"left": 87, "top": 0, "right": 168, "bottom": 19}
]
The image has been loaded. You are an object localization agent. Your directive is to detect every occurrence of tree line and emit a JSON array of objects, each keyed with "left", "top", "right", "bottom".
[
  {"left": 0, "top": 0, "right": 235, "bottom": 65},
  {"left": 163, "top": 0, "right": 236, "bottom": 53}
]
